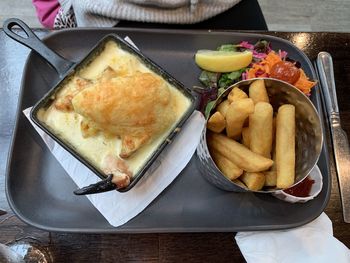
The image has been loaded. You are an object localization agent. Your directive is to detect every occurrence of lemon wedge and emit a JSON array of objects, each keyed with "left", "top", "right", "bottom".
[{"left": 195, "top": 50, "right": 253, "bottom": 72}]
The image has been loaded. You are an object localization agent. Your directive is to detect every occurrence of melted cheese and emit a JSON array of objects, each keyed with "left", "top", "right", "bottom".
[{"left": 38, "top": 41, "right": 191, "bottom": 176}]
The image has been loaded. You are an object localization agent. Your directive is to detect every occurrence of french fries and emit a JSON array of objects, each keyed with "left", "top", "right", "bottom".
[
  {"left": 241, "top": 127, "right": 250, "bottom": 148},
  {"left": 249, "top": 79, "right": 269, "bottom": 104},
  {"left": 249, "top": 102, "right": 273, "bottom": 158},
  {"left": 207, "top": 132, "right": 273, "bottom": 172},
  {"left": 270, "top": 145, "right": 277, "bottom": 171},
  {"left": 232, "top": 179, "right": 247, "bottom": 189},
  {"left": 207, "top": 112, "right": 225, "bottom": 133},
  {"left": 240, "top": 172, "right": 265, "bottom": 191},
  {"left": 264, "top": 171, "right": 277, "bottom": 187},
  {"left": 206, "top": 79, "right": 296, "bottom": 191},
  {"left": 228, "top": 87, "right": 248, "bottom": 103},
  {"left": 210, "top": 149, "right": 243, "bottom": 180},
  {"left": 226, "top": 98, "right": 254, "bottom": 139},
  {"left": 216, "top": 100, "right": 230, "bottom": 117},
  {"left": 276, "top": 104, "right": 296, "bottom": 188}
]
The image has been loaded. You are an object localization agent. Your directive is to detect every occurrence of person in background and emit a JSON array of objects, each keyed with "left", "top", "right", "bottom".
[
  {"left": 32, "top": 0, "right": 76, "bottom": 29},
  {"left": 32, "top": 0, "right": 267, "bottom": 30}
]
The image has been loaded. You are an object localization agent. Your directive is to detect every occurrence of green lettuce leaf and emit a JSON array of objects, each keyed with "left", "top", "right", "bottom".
[
  {"left": 204, "top": 100, "right": 216, "bottom": 119},
  {"left": 199, "top": 70, "right": 220, "bottom": 88},
  {"left": 204, "top": 87, "right": 226, "bottom": 119},
  {"left": 217, "top": 44, "right": 238, "bottom": 52},
  {"left": 218, "top": 68, "right": 246, "bottom": 89}
]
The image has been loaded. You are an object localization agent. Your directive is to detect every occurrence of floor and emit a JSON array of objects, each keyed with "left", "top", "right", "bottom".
[
  {"left": 259, "top": 0, "right": 350, "bottom": 31},
  {"left": 0, "top": 1, "right": 349, "bottom": 31}
]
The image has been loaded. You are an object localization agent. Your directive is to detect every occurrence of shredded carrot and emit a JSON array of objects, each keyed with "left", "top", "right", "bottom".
[
  {"left": 263, "top": 51, "right": 282, "bottom": 69},
  {"left": 246, "top": 51, "right": 316, "bottom": 95},
  {"left": 294, "top": 69, "right": 316, "bottom": 95},
  {"left": 247, "top": 64, "right": 269, "bottom": 78}
]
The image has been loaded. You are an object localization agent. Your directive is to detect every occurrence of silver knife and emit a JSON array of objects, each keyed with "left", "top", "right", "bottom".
[{"left": 317, "top": 51, "right": 350, "bottom": 223}]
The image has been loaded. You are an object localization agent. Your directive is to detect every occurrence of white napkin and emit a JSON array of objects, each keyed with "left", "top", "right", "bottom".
[
  {"left": 236, "top": 212, "right": 350, "bottom": 263},
  {"left": 23, "top": 108, "right": 205, "bottom": 227}
]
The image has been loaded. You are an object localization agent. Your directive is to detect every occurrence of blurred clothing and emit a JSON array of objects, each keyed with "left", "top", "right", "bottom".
[
  {"left": 67, "top": 0, "right": 241, "bottom": 27},
  {"left": 32, "top": 0, "right": 60, "bottom": 28},
  {"left": 53, "top": 6, "right": 77, "bottom": 29},
  {"left": 32, "top": 0, "right": 267, "bottom": 30},
  {"left": 117, "top": 0, "right": 268, "bottom": 30}
]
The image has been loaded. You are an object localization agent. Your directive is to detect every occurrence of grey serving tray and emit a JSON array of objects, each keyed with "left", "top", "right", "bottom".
[{"left": 6, "top": 29, "right": 331, "bottom": 233}]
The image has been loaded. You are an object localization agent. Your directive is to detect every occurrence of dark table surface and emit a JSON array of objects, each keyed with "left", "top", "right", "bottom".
[{"left": 0, "top": 30, "right": 349, "bottom": 262}]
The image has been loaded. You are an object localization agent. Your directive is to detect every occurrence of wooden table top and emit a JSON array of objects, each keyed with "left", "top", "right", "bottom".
[{"left": 0, "top": 30, "right": 349, "bottom": 262}]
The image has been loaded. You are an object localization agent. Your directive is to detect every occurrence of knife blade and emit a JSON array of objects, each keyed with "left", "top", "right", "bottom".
[{"left": 317, "top": 51, "right": 350, "bottom": 223}]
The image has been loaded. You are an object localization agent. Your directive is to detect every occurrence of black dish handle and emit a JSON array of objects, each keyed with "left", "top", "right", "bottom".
[
  {"left": 74, "top": 175, "right": 117, "bottom": 195},
  {"left": 3, "top": 18, "right": 74, "bottom": 77}
]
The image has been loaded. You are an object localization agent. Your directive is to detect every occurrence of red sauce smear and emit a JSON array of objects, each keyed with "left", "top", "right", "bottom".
[{"left": 284, "top": 176, "right": 315, "bottom": 197}]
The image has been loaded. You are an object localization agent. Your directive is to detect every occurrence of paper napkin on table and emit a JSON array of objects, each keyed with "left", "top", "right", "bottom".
[
  {"left": 235, "top": 212, "right": 350, "bottom": 263},
  {"left": 23, "top": 108, "right": 205, "bottom": 227}
]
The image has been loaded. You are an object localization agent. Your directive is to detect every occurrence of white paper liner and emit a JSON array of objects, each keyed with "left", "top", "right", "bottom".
[{"left": 24, "top": 108, "right": 205, "bottom": 227}]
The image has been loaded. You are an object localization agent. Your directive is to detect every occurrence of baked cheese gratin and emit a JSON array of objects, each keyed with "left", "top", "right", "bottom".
[{"left": 37, "top": 41, "right": 191, "bottom": 188}]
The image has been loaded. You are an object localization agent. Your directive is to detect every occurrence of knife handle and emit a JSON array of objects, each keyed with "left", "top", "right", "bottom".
[{"left": 317, "top": 52, "right": 339, "bottom": 118}]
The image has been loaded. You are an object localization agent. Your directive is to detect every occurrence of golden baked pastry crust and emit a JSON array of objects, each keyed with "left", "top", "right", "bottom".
[{"left": 72, "top": 71, "right": 175, "bottom": 157}]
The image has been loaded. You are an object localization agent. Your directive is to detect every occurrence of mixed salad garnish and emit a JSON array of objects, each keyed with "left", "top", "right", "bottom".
[{"left": 194, "top": 40, "right": 316, "bottom": 117}]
